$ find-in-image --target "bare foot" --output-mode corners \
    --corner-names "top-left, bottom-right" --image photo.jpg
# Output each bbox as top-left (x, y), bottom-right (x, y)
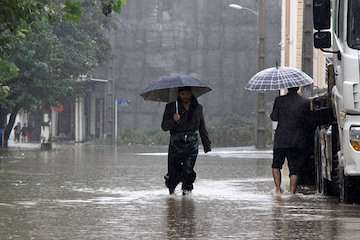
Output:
top-left (274, 188), bottom-right (283, 195)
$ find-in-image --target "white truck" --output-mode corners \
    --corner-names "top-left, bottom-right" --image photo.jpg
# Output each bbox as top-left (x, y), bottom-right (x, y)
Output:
top-left (312, 0), bottom-right (360, 203)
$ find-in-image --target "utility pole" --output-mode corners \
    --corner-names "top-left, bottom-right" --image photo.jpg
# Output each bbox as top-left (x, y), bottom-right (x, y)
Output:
top-left (256, 0), bottom-right (266, 149)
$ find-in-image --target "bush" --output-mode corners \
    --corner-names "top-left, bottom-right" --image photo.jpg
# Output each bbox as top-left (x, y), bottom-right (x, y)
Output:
top-left (207, 114), bottom-right (255, 146)
top-left (208, 126), bottom-right (254, 147)
top-left (116, 114), bottom-right (273, 147)
top-left (117, 129), bottom-right (169, 145)
top-left (207, 113), bottom-right (272, 147)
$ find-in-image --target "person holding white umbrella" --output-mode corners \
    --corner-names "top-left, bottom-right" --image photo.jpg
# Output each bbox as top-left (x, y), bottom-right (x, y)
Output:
top-left (270, 87), bottom-right (311, 194)
top-left (246, 66), bottom-right (313, 194)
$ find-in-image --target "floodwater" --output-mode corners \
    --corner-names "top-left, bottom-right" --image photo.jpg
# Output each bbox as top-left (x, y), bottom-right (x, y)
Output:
top-left (0, 144), bottom-right (360, 240)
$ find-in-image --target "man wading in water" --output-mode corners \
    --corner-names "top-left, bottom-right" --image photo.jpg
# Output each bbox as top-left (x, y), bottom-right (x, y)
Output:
top-left (270, 87), bottom-right (310, 194)
top-left (161, 86), bottom-right (211, 195)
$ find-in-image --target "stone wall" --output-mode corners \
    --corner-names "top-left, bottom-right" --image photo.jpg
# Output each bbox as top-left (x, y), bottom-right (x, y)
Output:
top-left (101, 0), bottom-right (282, 132)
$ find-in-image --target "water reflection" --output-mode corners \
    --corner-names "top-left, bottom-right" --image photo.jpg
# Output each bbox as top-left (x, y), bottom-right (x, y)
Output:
top-left (166, 197), bottom-right (196, 239)
top-left (271, 197), bottom-right (302, 240)
top-left (271, 195), bottom-right (340, 240)
top-left (0, 145), bottom-right (360, 239)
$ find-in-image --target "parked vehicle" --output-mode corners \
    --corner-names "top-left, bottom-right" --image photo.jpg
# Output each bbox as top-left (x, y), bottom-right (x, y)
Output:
top-left (312, 0), bottom-right (360, 203)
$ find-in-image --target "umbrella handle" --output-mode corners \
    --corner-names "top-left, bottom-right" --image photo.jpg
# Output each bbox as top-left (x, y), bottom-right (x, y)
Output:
top-left (176, 100), bottom-right (179, 114)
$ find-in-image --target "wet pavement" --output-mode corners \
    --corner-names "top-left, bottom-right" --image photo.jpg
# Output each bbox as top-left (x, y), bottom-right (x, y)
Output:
top-left (0, 144), bottom-right (360, 240)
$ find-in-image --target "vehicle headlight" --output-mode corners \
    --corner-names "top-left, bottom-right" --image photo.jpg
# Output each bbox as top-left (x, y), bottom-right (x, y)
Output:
top-left (350, 126), bottom-right (360, 151)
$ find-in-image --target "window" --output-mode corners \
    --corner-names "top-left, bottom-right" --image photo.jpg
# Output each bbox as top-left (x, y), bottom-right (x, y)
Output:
top-left (334, 0), bottom-right (339, 36)
top-left (338, 0), bottom-right (345, 39)
top-left (347, 0), bottom-right (360, 49)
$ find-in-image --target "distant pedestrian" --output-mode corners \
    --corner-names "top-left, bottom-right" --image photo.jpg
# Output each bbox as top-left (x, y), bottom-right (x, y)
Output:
top-left (20, 124), bottom-right (28, 143)
top-left (0, 127), bottom-right (3, 147)
top-left (14, 122), bottom-right (21, 143)
top-left (270, 87), bottom-right (310, 194)
top-left (162, 86), bottom-right (211, 195)
top-left (27, 124), bottom-right (33, 142)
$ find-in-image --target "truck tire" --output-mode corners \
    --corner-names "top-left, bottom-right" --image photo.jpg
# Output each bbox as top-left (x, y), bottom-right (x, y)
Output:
top-left (339, 166), bottom-right (350, 203)
top-left (315, 127), bottom-right (330, 195)
top-left (315, 128), bottom-right (322, 193)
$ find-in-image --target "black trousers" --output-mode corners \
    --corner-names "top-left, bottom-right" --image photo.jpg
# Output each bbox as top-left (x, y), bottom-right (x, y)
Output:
top-left (165, 132), bottom-right (199, 191)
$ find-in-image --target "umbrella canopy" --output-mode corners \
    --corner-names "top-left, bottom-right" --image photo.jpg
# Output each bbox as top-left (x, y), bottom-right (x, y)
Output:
top-left (245, 67), bottom-right (313, 91)
top-left (140, 75), bottom-right (212, 102)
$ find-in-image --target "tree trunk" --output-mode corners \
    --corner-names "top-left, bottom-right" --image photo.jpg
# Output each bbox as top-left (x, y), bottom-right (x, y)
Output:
top-left (0, 106), bottom-right (7, 148)
top-left (2, 108), bottom-right (19, 148)
top-left (0, 107), bottom-right (7, 128)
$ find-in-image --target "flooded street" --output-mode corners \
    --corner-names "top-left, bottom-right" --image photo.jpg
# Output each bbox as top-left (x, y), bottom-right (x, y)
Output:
top-left (0, 144), bottom-right (360, 240)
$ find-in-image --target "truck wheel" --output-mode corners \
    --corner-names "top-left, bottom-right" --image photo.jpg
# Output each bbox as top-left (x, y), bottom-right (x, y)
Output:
top-left (315, 128), bottom-right (329, 194)
top-left (314, 128), bottom-right (322, 193)
top-left (339, 166), bottom-right (350, 203)
top-left (322, 177), bottom-right (330, 195)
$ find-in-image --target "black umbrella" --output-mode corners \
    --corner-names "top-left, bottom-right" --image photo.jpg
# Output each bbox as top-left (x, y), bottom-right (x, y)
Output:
top-left (140, 75), bottom-right (212, 103)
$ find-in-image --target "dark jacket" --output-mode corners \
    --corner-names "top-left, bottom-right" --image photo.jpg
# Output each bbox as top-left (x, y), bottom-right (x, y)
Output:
top-left (161, 100), bottom-right (211, 152)
top-left (270, 92), bottom-right (310, 149)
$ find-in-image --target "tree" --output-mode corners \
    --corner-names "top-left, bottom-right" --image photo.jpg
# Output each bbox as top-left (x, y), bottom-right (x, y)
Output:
top-left (0, 0), bottom-right (126, 82)
top-left (0, 0), bottom-right (126, 147)
top-left (0, 1), bottom-right (76, 82)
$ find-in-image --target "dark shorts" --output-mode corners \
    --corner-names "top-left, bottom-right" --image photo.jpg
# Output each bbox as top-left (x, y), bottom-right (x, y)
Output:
top-left (272, 148), bottom-right (305, 176)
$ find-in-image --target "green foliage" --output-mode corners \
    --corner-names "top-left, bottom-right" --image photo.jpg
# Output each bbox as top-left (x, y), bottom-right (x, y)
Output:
top-left (0, 1), bottom-right (80, 52)
top-left (116, 125), bottom-right (255, 147)
top-left (0, 0), bottom-right (127, 146)
top-left (113, 0), bottom-right (127, 12)
top-left (0, 1), bottom-right (68, 84)
top-left (1, 0), bottom-right (115, 112)
top-left (0, 86), bottom-right (10, 103)
top-left (0, 0), bottom-right (126, 83)
top-left (0, 59), bottom-right (19, 82)
top-left (208, 114), bottom-right (256, 147)
top-left (117, 129), bottom-right (170, 146)
top-left (101, 0), bottom-right (127, 15)
top-left (4, 21), bottom-right (66, 109)
top-left (115, 114), bottom-right (273, 147)
top-left (115, 114), bottom-right (272, 147)
top-left (64, 0), bottom-right (82, 22)
top-left (208, 114), bottom-right (273, 147)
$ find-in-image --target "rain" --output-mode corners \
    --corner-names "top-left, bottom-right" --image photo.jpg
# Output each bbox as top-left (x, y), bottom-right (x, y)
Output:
top-left (1, 0), bottom-right (360, 239)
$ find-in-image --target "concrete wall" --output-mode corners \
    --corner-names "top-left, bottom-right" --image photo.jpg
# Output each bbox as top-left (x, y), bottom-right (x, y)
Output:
top-left (103, 0), bottom-right (282, 132)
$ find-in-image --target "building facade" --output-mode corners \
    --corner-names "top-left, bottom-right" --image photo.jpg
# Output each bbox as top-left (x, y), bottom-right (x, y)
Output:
top-left (50, 77), bottom-right (109, 142)
top-left (281, 0), bottom-right (327, 91)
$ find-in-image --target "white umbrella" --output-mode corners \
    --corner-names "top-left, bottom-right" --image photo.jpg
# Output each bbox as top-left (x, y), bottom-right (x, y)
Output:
top-left (246, 67), bottom-right (313, 91)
